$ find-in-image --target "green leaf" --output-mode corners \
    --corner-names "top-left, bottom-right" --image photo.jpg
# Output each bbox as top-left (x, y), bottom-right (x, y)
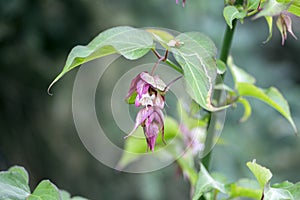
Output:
top-left (176, 157), bottom-right (198, 186)
top-left (60, 190), bottom-right (89, 200)
top-left (49, 26), bottom-right (154, 93)
top-left (288, 0), bottom-right (300, 17)
top-left (216, 59), bottom-right (226, 75)
top-left (237, 97), bottom-right (252, 123)
top-left (263, 16), bottom-right (274, 43)
top-left (60, 190), bottom-right (71, 199)
top-left (171, 32), bottom-right (229, 111)
top-left (264, 183), bottom-right (294, 200)
top-left (228, 56), bottom-right (297, 132)
top-left (27, 180), bottom-right (60, 200)
top-left (273, 181), bottom-right (300, 199)
top-left (72, 197), bottom-right (89, 200)
top-left (248, 0), bottom-right (261, 11)
top-left (286, 182), bottom-right (300, 199)
top-left (177, 100), bottom-right (208, 129)
top-left (116, 117), bottom-right (180, 170)
top-left (228, 178), bottom-right (262, 199)
top-left (126, 91), bottom-right (137, 104)
top-left (192, 163), bottom-right (226, 200)
top-left (189, 100), bottom-right (202, 116)
top-left (214, 83), bottom-right (235, 93)
top-left (0, 166), bottom-right (31, 200)
top-left (272, 180), bottom-right (294, 188)
top-left (146, 28), bottom-right (175, 49)
top-left (254, 0), bottom-right (290, 18)
top-left (246, 160), bottom-right (272, 189)
top-left (227, 56), bottom-right (256, 85)
top-left (223, 6), bottom-right (247, 29)
top-left (237, 83), bottom-right (297, 133)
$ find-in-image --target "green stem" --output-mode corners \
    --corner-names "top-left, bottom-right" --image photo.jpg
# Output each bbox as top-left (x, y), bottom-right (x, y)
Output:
top-left (165, 59), bottom-right (183, 74)
top-left (202, 19), bottom-right (237, 170)
top-left (220, 19), bottom-right (237, 64)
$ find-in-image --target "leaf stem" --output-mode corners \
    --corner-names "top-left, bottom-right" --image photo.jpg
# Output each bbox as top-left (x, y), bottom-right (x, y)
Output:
top-left (165, 59), bottom-right (183, 74)
top-left (151, 48), bottom-right (183, 74)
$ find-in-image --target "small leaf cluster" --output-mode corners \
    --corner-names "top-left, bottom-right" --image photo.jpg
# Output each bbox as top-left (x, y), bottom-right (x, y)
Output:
top-left (0, 166), bottom-right (88, 200)
top-left (192, 160), bottom-right (300, 199)
top-left (224, 0), bottom-right (300, 44)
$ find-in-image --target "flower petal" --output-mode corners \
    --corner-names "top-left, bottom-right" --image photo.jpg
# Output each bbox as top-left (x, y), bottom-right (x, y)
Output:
top-left (144, 123), bottom-right (159, 152)
top-left (124, 107), bottom-right (153, 139)
top-left (276, 13), bottom-right (298, 45)
top-left (153, 93), bottom-right (165, 109)
top-left (283, 14), bottom-right (298, 40)
top-left (125, 73), bottom-right (142, 100)
top-left (140, 72), bottom-right (166, 91)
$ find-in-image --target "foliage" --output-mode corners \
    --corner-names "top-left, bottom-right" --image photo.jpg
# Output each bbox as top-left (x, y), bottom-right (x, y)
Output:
top-left (2, 0), bottom-right (296, 199)
top-left (45, 0), bottom-right (299, 199)
top-left (190, 160), bottom-right (300, 199)
top-left (0, 166), bottom-right (88, 200)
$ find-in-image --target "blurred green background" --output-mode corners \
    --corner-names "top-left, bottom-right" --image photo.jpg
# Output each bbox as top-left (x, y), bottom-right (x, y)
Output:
top-left (0, 0), bottom-right (299, 199)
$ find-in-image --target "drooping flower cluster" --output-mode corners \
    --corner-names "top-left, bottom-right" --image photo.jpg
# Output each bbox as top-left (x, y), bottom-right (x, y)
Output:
top-left (125, 72), bottom-right (167, 151)
top-left (276, 12), bottom-right (298, 45)
top-left (179, 124), bottom-right (205, 156)
top-left (176, 0), bottom-right (186, 7)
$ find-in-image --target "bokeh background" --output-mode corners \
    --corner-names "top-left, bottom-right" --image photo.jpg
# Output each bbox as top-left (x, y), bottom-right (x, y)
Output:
top-left (1, 0), bottom-right (300, 199)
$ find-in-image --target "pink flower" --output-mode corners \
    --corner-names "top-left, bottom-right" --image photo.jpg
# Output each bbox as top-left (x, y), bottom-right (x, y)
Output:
top-left (125, 72), bottom-right (167, 107)
top-left (143, 107), bottom-right (165, 151)
top-left (276, 13), bottom-right (298, 45)
top-left (176, 0), bottom-right (186, 7)
top-left (125, 106), bottom-right (165, 151)
top-left (125, 72), bottom-right (167, 151)
top-left (180, 124), bottom-right (205, 156)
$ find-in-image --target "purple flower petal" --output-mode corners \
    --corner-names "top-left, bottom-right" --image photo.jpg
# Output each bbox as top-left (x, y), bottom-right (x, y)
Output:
top-left (144, 123), bottom-right (159, 152)
top-left (176, 0), bottom-right (186, 7)
top-left (153, 93), bottom-right (165, 109)
top-left (180, 124), bottom-right (205, 155)
top-left (277, 13), bottom-right (298, 45)
top-left (125, 73), bottom-right (142, 100)
top-left (124, 107), bottom-right (153, 139)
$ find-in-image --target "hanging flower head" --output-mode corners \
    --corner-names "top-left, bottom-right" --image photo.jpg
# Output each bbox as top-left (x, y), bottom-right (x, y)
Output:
top-left (176, 0), bottom-right (186, 7)
top-left (125, 72), bottom-right (167, 151)
top-left (125, 72), bottom-right (167, 107)
top-left (276, 12), bottom-right (298, 45)
top-left (179, 124), bottom-right (205, 156)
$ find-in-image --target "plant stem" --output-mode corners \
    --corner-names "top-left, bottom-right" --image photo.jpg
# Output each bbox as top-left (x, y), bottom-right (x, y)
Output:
top-left (202, 19), bottom-right (237, 170)
top-left (220, 19), bottom-right (237, 65)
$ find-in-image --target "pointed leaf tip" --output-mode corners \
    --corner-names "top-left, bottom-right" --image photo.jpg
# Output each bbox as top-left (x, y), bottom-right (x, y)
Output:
top-left (49, 26), bottom-right (154, 92)
top-left (47, 82), bottom-right (55, 96)
top-left (247, 160), bottom-right (272, 189)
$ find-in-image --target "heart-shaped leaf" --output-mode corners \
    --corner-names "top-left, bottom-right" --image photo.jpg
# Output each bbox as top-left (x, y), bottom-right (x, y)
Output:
top-left (0, 166), bottom-right (30, 200)
top-left (28, 180), bottom-right (60, 200)
top-left (223, 6), bottom-right (247, 29)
